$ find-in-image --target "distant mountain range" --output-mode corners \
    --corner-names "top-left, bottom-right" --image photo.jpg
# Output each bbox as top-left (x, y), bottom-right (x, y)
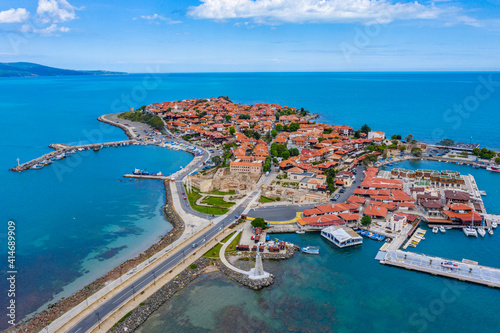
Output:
top-left (0, 62), bottom-right (127, 77)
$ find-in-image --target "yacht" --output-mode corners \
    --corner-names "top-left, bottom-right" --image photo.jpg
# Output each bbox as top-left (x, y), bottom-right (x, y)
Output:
top-left (295, 230), bottom-right (306, 234)
top-left (30, 164), bottom-right (44, 170)
top-left (432, 227), bottom-right (438, 233)
top-left (492, 222), bottom-right (498, 229)
top-left (486, 165), bottom-right (500, 172)
top-left (463, 227), bottom-right (478, 237)
top-left (488, 228), bottom-right (494, 235)
top-left (301, 246), bottom-right (319, 254)
top-left (439, 225), bottom-right (446, 233)
top-left (477, 228), bottom-right (486, 237)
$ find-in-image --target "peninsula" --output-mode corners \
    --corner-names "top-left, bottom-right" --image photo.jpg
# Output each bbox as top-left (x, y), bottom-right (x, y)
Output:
top-left (11, 97), bottom-right (500, 333)
top-left (0, 62), bottom-right (127, 77)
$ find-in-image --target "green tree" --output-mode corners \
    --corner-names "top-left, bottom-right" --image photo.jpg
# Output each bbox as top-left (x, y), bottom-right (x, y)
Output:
top-left (229, 126), bottom-right (236, 135)
top-left (239, 114), bottom-right (251, 120)
top-left (391, 134), bottom-right (402, 140)
top-left (211, 156), bottom-right (221, 165)
top-left (251, 218), bottom-right (267, 228)
top-left (361, 215), bottom-right (372, 226)
top-left (360, 124), bottom-right (371, 134)
top-left (399, 145), bottom-right (407, 152)
top-left (289, 148), bottom-right (300, 156)
top-left (225, 115), bottom-right (232, 122)
top-left (495, 157), bottom-right (500, 164)
top-left (275, 124), bottom-right (283, 132)
top-left (288, 122), bottom-right (300, 132)
top-left (271, 129), bottom-right (278, 137)
top-left (244, 129), bottom-right (253, 137)
top-left (253, 131), bottom-right (261, 140)
top-left (281, 150), bottom-right (290, 160)
top-left (437, 138), bottom-right (454, 146)
top-left (405, 134), bottom-right (414, 143)
top-left (354, 130), bottom-right (361, 138)
top-left (411, 147), bottom-right (422, 157)
top-left (362, 154), bottom-right (378, 166)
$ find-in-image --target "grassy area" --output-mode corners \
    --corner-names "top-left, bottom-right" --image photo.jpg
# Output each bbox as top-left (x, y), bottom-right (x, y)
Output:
top-left (208, 189), bottom-right (236, 195)
top-left (185, 186), bottom-right (229, 215)
top-left (203, 231), bottom-right (237, 258)
top-left (259, 195), bottom-right (276, 203)
top-left (202, 196), bottom-right (235, 208)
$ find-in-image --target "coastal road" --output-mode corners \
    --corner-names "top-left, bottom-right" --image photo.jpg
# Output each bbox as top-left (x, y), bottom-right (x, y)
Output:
top-left (65, 190), bottom-right (258, 333)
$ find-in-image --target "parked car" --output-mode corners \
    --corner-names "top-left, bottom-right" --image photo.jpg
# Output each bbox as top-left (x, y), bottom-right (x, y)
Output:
top-left (339, 188), bottom-right (346, 193)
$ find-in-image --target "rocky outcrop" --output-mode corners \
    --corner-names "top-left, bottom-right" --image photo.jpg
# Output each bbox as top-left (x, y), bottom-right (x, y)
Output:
top-left (109, 258), bottom-right (212, 333)
top-left (215, 261), bottom-right (274, 290)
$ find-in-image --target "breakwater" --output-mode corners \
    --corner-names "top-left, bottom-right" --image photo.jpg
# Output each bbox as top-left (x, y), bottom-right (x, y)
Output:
top-left (9, 140), bottom-right (134, 172)
top-left (98, 114), bottom-right (137, 140)
top-left (108, 258), bottom-right (212, 333)
top-left (9, 180), bottom-right (185, 333)
top-left (215, 260), bottom-right (274, 290)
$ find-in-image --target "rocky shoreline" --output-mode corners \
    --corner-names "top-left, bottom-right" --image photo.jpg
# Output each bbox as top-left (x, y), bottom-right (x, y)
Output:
top-left (9, 181), bottom-right (184, 333)
top-left (215, 260), bottom-right (275, 290)
top-left (109, 257), bottom-right (213, 333)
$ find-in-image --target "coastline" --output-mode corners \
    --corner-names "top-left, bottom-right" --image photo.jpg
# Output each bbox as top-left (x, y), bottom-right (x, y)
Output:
top-left (8, 119), bottom-right (190, 332)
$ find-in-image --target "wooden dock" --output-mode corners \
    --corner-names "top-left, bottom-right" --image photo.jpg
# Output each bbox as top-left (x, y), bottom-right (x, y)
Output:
top-left (381, 250), bottom-right (500, 289)
top-left (10, 140), bottom-right (134, 172)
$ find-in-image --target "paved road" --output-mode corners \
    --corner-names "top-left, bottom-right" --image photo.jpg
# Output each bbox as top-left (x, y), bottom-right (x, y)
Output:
top-left (66, 191), bottom-right (257, 333)
top-left (249, 164), bottom-right (365, 221)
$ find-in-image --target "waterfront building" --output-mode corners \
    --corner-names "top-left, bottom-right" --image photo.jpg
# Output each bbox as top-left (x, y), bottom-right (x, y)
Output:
top-left (321, 225), bottom-right (362, 248)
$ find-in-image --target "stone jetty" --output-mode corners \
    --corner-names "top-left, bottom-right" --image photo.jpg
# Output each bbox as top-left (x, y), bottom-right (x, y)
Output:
top-left (10, 140), bottom-right (134, 172)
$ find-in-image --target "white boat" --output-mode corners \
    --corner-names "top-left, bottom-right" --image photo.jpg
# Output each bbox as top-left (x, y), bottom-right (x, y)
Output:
top-left (439, 225), bottom-right (446, 233)
top-left (492, 222), bottom-right (498, 229)
top-left (295, 230), bottom-right (306, 234)
top-left (301, 246), bottom-right (319, 254)
top-left (477, 228), bottom-right (486, 237)
top-left (30, 164), bottom-right (44, 170)
top-left (463, 227), bottom-right (478, 237)
top-left (432, 227), bottom-right (438, 233)
top-left (486, 165), bottom-right (500, 172)
top-left (488, 228), bottom-right (494, 235)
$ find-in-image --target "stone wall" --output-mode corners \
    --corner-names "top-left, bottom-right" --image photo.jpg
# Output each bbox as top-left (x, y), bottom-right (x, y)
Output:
top-left (109, 258), bottom-right (212, 333)
top-left (215, 261), bottom-right (274, 290)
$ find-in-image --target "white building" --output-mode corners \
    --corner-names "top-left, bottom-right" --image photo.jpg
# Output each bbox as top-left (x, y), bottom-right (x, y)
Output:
top-left (321, 226), bottom-right (363, 248)
top-left (368, 131), bottom-right (386, 140)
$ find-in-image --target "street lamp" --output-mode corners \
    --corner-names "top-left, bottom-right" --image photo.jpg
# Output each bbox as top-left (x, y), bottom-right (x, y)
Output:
top-left (95, 312), bottom-right (101, 329)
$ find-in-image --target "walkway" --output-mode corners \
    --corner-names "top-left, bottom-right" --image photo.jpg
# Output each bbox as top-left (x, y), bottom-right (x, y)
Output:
top-left (381, 250), bottom-right (500, 288)
top-left (219, 230), bottom-right (249, 275)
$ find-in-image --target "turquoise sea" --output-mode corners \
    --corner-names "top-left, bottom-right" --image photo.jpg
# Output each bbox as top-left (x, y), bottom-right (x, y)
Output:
top-left (0, 73), bottom-right (499, 330)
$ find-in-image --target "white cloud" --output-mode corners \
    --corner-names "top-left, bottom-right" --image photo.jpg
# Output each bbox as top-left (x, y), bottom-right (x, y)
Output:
top-left (37, 0), bottom-right (78, 23)
top-left (33, 23), bottom-right (70, 35)
top-left (0, 8), bottom-right (30, 23)
top-left (137, 13), bottom-right (182, 24)
top-left (188, 0), bottom-right (473, 25)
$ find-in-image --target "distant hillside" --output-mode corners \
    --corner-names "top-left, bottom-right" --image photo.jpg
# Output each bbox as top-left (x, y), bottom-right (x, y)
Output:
top-left (0, 62), bottom-right (127, 77)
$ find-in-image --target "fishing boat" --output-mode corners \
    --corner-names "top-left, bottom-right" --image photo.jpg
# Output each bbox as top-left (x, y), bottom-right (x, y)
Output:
top-left (432, 226), bottom-right (438, 233)
top-left (152, 171), bottom-right (163, 176)
top-left (488, 228), bottom-right (494, 235)
top-left (477, 228), bottom-right (486, 237)
top-left (53, 154), bottom-right (64, 160)
top-left (463, 227), bottom-right (478, 237)
top-left (486, 164), bottom-right (500, 172)
top-left (295, 230), bottom-right (306, 234)
top-left (472, 163), bottom-right (480, 169)
top-left (439, 225), bottom-right (446, 233)
top-left (133, 168), bottom-right (149, 175)
top-left (301, 246), bottom-right (319, 254)
top-left (42, 160), bottom-right (53, 165)
top-left (492, 222), bottom-right (498, 229)
top-left (30, 164), bottom-right (44, 170)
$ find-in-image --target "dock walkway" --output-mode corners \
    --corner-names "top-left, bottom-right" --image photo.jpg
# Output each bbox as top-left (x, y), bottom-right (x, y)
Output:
top-left (10, 140), bottom-right (134, 172)
top-left (381, 250), bottom-right (500, 288)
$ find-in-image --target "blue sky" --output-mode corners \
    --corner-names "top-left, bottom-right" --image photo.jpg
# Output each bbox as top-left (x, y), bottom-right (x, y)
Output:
top-left (0, 0), bottom-right (500, 72)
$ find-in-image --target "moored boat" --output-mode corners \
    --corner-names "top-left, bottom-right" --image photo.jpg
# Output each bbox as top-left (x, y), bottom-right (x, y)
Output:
top-left (432, 227), bottom-right (438, 233)
top-left (463, 227), bottom-right (478, 237)
top-left (439, 225), bottom-right (446, 233)
top-left (30, 164), bottom-right (44, 170)
top-left (295, 230), bottom-right (306, 234)
top-left (486, 164), bottom-right (500, 172)
top-left (488, 228), bottom-right (494, 235)
top-left (301, 246), bottom-right (319, 254)
top-left (133, 168), bottom-right (149, 175)
top-left (477, 228), bottom-right (486, 237)
top-left (492, 222), bottom-right (498, 229)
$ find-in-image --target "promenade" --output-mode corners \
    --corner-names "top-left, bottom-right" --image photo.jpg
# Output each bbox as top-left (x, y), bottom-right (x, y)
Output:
top-left (381, 250), bottom-right (500, 289)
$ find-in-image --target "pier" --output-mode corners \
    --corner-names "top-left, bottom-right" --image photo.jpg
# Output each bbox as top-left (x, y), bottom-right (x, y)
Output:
top-left (381, 250), bottom-right (500, 289)
top-left (10, 140), bottom-right (134, 172)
